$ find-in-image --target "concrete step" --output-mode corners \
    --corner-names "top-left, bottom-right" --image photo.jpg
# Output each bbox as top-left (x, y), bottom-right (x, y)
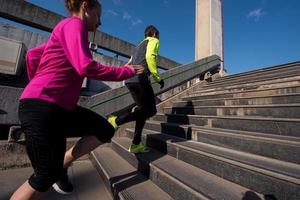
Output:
top-left (173, 93), bottom-right (300, 107)
top-left (203, 72), bottom-right (300, 91)
top-left (122, 131), bottom-right (300, 200)
top-left (0, 159), bottom-right (112, 200)
top-left (111, 137), bottom-right (265, 200)
top-left (192, 126), bottom-right (300, 164)
top-left (195, 76), bottom-right (300, 96)
top-left (163, 104), bottom-right (300, 119)
top-left (90, 146), bottom-right (173, 200)
top-left (143, 120), bottom-right (300, 143)
top-left (202, 63), bottom-right (300, 88)
top-left (184, 85), bottom-right (300, 101)
top-left (210, 61), bottom-right (300, 84)
top-left (126, 125), bottom-right (300, 164)
top-left (151, 113), bottom-right (300, 138)
top-left (127, 122), bottom-right (300, 164)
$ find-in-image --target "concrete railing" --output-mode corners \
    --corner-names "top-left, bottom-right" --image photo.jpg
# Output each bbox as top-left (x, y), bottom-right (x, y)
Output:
top-left (86, 55), bottom-right (221, 116)
top-left (0, 0), bottom-right (180, 70)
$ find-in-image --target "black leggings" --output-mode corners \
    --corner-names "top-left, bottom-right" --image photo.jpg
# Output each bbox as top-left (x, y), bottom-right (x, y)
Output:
top-left (116, 82), bottom-right (157, 145)
top-left (19, 98), bottom-right (114, 192)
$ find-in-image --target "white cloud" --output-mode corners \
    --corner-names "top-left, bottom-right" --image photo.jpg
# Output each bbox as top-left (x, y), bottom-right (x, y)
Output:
top-left (163, 0), bottom-right (169, 4)
top-left (131, 19), bottom-right (143, 26)
top-left (123, 12), bottom-right (132, 20)
top-left (247, 8), bottom-right (265, 21)
top-left (107, 10), bottom-right (118, 16)
top-left (122, 11), bottom-right (143, 27)
top-left (112, 0), bottom-right (123, 5)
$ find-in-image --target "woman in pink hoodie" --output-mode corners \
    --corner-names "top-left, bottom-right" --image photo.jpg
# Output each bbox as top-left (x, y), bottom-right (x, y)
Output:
top-left (11, 0), bottom-right (143, 199)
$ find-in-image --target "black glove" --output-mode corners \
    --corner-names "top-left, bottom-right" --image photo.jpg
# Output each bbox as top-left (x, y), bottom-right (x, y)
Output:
top-left (158, 80), bottom-right (164, 89)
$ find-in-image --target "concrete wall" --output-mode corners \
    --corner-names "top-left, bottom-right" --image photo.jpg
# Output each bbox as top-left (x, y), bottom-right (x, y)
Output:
top-left (0, 23), bottom-right (48, 50)
top-left (0, 86), bottom-right (22, 125)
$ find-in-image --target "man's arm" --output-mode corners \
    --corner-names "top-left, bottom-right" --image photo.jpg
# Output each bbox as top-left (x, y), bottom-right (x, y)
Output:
top-left (146, 38), bottom-right (161, 82)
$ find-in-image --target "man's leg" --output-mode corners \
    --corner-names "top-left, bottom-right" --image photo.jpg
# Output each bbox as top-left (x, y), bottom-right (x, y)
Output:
top-left (131, 101), bottom-right (156, 146)
top-left (132, 117), bottom-right (147, 145)
top-left (128, 82), bottom-right (157, 152)
top-left (114, 83), bottom-right (145, 126)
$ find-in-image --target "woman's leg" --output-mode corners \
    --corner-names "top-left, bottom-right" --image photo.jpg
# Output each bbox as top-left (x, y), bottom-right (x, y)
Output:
top-left (64, 106), bottom-right (115, 167)
top-left (10, 181), bottom-right (43, 200)
top-left (64, 135), bottom-right (102, 167)
top-left (11, 99), bottom-right (67, 199)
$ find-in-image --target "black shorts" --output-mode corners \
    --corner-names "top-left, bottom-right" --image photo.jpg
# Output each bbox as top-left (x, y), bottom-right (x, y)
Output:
top-left (18, 98), bottom-right (114, 192)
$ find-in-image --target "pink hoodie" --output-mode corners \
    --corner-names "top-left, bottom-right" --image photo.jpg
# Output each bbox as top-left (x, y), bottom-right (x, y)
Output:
top-left (21, 17), bottom-right (134, 110)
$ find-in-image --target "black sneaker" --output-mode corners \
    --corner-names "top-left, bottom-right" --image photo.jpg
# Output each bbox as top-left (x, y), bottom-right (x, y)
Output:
top-left (52, 168), bottom-right (73, 194)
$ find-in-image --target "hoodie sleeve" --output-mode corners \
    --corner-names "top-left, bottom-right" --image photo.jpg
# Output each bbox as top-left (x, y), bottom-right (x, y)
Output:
top-left (59, 18), bottom-right (134, 81)
top-left (26, 43), bottom-right (46, 80)
top-left (146, 38), bottom-right (161, 82)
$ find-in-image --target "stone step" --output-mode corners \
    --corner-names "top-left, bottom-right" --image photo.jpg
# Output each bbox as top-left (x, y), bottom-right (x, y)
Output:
top-left (90, 146), bottom-right (173, 200)
top-left (163, 104), bottom-right (300, 119)
top-left (211, 61), bottom-right (300, 84)
top-left (150, 113), bottom-right (300, 137)
top-left (204, 72), bottom-right (300, 92)
top-left (173, 93), bottom-right (300, 107)
top-left (143, 120), bottom-right (300, 143)
top-left (111, 137), bottom-right (264, 200)
top-left (126, 125), bottom-right (300, 164)
top-left (184, 85), bottom-right (300, 101)
top-left (122, 131), bottom-right (300, 200)
top-left (196, 76), bottom-right (300, 95)
top-left (203, 63), bottom-right (300, 88)
top-left (192, 126), bottom-right (300, 164)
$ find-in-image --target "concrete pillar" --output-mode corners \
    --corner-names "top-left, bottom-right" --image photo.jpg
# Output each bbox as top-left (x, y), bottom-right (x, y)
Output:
top-left (195, 0), bottom-right (226, 76)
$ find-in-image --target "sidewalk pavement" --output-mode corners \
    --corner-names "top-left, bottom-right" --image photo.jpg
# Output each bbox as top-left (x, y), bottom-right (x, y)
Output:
top-left (0, 158), bottom-right (112, 200)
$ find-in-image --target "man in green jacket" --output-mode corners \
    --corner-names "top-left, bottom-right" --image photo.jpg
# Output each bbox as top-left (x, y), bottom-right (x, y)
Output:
top-left (108, 25), bottom-right (164, 153)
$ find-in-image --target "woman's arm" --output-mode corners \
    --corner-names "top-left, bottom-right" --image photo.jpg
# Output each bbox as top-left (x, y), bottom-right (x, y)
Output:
top-left (60, 19), bottom-right (140, 81)
top-left (26, 43), bottom-right (46, 80)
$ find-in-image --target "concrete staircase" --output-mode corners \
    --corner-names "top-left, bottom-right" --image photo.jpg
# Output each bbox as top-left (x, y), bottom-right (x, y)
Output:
top-left (91, 61), bottom-right (300, 200)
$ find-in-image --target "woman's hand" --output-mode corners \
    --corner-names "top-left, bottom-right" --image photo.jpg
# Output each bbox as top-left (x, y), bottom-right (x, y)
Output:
top-left (126, 65), bottom-right (144, 75)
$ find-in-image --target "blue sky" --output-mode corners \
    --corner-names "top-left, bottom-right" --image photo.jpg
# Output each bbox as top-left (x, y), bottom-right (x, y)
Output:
top-left (2, 0), bottom-right (300, 74)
